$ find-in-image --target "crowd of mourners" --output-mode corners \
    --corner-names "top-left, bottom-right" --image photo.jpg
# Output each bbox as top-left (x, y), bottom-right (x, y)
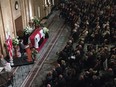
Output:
top-left (42, 0), bottom-right (116, 87)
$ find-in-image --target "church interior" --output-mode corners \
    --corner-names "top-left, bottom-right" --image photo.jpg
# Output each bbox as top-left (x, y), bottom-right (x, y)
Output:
top-left (0, 0), bottom-right (116, 87)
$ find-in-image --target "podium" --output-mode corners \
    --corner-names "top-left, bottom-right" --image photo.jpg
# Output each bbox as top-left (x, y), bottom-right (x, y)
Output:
top-left (25, 45), bottom-right (33, 62)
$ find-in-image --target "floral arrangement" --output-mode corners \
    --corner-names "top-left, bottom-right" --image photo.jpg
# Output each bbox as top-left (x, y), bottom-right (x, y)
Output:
top-left (43, 27), bottom-right (49, 34)
top-left (32, 16), bottom-right (40, 26)
top-left (12, 38), bottom-right (19, 46)
top-left (31, 47), bottom-right (38, 59)
top-left (23, 26), bottom-right (33, 35)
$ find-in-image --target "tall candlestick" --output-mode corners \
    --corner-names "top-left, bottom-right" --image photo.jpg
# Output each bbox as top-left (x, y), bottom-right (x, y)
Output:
top-left (52, 0), bottom-right (54, 5)
top-left (45, 0), bottom-right (48, 7)
top-left (38, 6), bottom-right (40, 18)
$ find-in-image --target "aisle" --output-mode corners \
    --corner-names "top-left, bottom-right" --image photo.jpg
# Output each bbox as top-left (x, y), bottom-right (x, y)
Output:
top-left (22, 10), bottom-right (70, 87)
top-left (31, 17), bottom-right (70, 87)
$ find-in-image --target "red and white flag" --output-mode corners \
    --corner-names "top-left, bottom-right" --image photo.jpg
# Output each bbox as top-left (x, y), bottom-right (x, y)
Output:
top-left (6, 33), bottom-right (13, 59)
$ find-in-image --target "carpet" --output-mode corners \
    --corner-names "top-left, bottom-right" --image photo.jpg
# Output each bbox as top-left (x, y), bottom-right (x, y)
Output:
top-left (5, 55), bottom-right (34, 67)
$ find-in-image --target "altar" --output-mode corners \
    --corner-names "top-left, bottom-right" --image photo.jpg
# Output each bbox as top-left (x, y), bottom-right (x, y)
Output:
top-left (5, 27), bottom-right (49, 67)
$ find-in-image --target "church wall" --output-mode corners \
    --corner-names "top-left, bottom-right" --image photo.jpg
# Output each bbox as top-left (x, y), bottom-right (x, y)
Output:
top-left (0, 0), bottom-right (14, 38)
top-left (0, 5), bottom-right (6, 56)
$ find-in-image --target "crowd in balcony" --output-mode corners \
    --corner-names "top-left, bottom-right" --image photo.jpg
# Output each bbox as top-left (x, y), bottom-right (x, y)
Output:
top-left (42, 0), bottom-right (116, 87)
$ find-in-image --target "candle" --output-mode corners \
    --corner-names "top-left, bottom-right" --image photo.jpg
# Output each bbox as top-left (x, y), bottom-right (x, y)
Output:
top-left (48, 0), bottom-right (51, 5)
top-left (45, 0), bottom-right (48, 7)
top-left (52, 0), bottom-right (54, 5)
top-left (38, 6), bottom-right (40, 18)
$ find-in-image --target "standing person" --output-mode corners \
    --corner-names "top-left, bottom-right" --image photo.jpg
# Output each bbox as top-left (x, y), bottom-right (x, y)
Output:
top-left (19, 39), bottom-right (25, 57)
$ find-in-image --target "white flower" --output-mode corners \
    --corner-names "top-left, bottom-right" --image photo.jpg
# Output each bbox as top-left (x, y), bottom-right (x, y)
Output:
top-left (12, 38), bottom-right (19, 46)
top-left (43, 27), bottom-right (49, 33)
top-left (23, 26), bottom-right (32, 35)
